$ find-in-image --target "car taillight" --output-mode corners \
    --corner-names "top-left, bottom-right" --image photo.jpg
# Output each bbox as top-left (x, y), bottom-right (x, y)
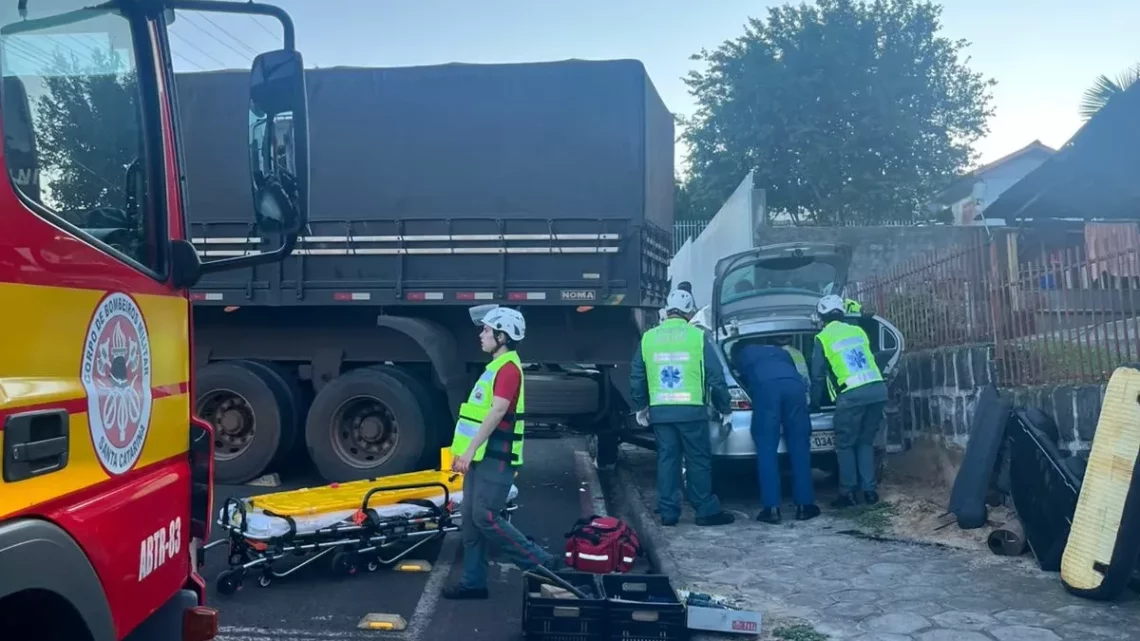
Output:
top-left (729, 386), bottom-right (752, 410)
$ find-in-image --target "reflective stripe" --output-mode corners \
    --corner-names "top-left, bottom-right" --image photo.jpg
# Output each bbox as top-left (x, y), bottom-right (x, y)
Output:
top-left (651, 351), bottom-right (692, 362)
top-left (833, 337), bottom-right (865, 350)
top-left (654, 392), bottom-right (693, 403)
top-left (846, 371), bottom-right (880, 387)
top-left (565, 552), bottom-right (610, 561)
top-left (454, 418), bottom-right (480, 438)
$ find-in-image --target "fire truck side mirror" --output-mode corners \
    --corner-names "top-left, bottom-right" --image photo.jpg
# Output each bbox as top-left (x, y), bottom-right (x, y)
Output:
top-left (248, 49), bottom-right (308, 238)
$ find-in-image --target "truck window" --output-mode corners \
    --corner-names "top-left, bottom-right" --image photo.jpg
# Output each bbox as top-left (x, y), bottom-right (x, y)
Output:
top-left (0, 4), bottom-right (163, 276)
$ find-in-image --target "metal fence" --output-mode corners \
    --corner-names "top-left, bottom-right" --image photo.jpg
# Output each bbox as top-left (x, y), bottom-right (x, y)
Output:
top-left (674, 220), bottom-right (707, 253)
top-left (852, 231), bottom-right (1140, 387)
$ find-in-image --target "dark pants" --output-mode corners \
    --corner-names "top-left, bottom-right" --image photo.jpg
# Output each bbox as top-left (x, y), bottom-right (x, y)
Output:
top-left (750, 377), bottom-right (815, 508)
top-left (457, 460), bottom-right (554, 589)
top-left (832, 386), bottom-right (887, 493)
top-left (654, 420), bottom-right (722, 520)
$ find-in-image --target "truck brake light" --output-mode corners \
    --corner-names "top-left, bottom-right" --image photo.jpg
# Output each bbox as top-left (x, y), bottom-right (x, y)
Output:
top-left (729, 386), bottom-right (752, 411)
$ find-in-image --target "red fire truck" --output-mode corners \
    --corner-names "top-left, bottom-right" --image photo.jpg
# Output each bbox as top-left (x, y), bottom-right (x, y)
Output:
top-left (0, 1), bottom-right (308, 640)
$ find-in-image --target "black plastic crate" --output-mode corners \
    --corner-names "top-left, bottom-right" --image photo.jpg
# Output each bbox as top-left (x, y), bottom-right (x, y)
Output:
top-left (601, 574), bottom-right (687, 641)
top-left (523, 571), bottom-right (608, 641)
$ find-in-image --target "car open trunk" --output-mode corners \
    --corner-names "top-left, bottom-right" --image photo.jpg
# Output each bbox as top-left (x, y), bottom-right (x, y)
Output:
top-left (720, 318), bottom-right (904, 409)
top-left (706, 241), bottom-right (905, 399)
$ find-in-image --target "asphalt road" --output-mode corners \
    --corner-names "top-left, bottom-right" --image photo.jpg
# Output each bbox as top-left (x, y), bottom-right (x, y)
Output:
top-left (206, 435), bottom-right (601, 641)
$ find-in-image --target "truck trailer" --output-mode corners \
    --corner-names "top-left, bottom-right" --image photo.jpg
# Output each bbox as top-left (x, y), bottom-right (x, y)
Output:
top-left (177, 59), bottom-right (675, 483)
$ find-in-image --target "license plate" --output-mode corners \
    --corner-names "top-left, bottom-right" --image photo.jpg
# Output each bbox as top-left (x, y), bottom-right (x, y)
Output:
top-left (810, 431), bottom-right (835, 451)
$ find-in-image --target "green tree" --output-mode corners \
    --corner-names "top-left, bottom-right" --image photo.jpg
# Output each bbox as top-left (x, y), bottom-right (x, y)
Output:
top-left (1078, 63), bottom-right (1139, 121)
top-left (680, 0), bottom-right (995, 225)
top-left (33, 45), bottom-right (137, 219)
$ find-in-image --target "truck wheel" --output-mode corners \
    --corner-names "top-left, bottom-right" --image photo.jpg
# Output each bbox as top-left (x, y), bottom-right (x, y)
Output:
top-left (196, 361), bottom-right (283, 485)
top-left (526, 373), bottom-right (599, 416)
top-left (234, 360), bottom-right (304, 471)
top-left (305, 367), bottom-right (427, 482)
top-left (368, 365), bottom-right (445, 468)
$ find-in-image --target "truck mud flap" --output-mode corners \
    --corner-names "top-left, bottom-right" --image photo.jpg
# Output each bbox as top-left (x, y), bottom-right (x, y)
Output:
top-left (1061, 364), bottom-right (1140, 601)
top-left (374, 316), bottom-right (467, 422)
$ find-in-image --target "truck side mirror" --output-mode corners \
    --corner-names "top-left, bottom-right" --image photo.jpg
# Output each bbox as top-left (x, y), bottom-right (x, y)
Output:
top-left (248, 49), bottom-right (308, 238)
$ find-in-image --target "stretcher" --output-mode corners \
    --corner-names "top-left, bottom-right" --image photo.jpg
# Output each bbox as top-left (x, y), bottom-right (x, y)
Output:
top-left (1061, 364), bottom-right (1140, 601)
top-left (207, 449), bottom-right (519, 595)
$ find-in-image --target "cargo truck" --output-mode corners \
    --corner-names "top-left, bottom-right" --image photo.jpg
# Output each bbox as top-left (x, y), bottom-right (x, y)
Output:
top-left (178, 60), bottom-right (674, 483)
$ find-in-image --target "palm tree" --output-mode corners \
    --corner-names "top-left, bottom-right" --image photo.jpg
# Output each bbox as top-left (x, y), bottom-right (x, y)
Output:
top-left (1079, 63), bottom-right (1140, 121)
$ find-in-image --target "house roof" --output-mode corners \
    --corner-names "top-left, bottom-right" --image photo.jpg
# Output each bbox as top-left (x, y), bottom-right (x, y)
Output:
top-left (930, 140), bottom-right (1057, 206)
top-left (985, 82), bottom-right (1140, 221)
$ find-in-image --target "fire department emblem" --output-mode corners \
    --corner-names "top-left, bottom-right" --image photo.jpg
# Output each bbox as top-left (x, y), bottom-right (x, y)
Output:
top-left (81, 292), bottom-right (153, 475)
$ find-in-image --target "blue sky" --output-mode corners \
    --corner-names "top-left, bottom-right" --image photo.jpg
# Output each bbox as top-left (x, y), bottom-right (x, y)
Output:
top-left (168, 0), bottom-right (1139, 170)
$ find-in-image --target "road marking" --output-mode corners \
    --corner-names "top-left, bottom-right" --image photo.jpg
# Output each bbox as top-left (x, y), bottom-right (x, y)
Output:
top-left (216, 536), bottom-right (457, 641)
top-left (217, 626), bottom-right (379, 640)
top-left (401, 531), bottom-right (458, 641)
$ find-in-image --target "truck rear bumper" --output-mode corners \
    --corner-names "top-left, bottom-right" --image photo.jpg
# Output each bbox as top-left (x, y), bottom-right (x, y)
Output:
top-left (123, 589), bottom-right (217, 641)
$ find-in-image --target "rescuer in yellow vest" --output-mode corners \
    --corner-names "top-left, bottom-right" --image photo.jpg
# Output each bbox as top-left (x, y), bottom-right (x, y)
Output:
top-left (631, 289), bottom-right (735, 527)
top-left (441, 305), bottom-right (559, 600)
top-left (809, 295), bottom-right (889, 508)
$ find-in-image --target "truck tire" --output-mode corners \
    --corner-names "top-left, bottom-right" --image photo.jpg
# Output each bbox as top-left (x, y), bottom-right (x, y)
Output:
top-left (525, 373), bottom-right (599, 416)
top-left (195, 361), bottom-right (284, 485)
top-left (367, 365), bottom-right (446, 467)
top-left (305, 367), bottom-right (428, 482)
top-left (238, 360), bottom-right (308, 468)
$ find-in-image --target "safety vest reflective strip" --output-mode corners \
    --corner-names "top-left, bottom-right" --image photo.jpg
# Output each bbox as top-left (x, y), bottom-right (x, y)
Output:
top-left (641, 318), bottom-right (705, 406)
top-left (817, 321), bottom-right (882, 400)
top-left (450, 350), bottom-right (526, 465)
top-left (783, 345), bottom-right (809, 380)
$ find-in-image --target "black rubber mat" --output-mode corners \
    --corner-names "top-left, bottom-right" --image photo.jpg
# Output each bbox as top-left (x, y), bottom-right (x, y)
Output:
top-left (1007, 409), bottom-right (1082, 572)
top-left (948, 385), bottom-right (1011, 529)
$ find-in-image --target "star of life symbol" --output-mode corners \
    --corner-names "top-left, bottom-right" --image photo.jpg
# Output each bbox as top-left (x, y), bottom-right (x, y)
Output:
top-left (82, 292), bottom-right (153, 475)
top-left (659, 365), bottom-right (683, 389)
top-left (843, 348), bottom-right (868, 372)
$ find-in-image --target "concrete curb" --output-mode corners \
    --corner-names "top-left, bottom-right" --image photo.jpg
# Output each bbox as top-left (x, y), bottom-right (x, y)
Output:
top-left (574, 451), bottom-right (610, 519)
top-left (598, 455), bottom-right (679, 579)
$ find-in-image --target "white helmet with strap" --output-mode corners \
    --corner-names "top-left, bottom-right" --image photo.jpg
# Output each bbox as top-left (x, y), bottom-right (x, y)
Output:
top-left (665, 289), bottom-right (696, 315)
top-left (816, 294), bottom-right (845, 316)
top-left (469, 304), bottom-right (526, 341)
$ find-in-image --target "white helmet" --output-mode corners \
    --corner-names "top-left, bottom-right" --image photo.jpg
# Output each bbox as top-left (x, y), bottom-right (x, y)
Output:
top-left (665, 289), bottom-right (696, 315)
top-left (472, 305), bottom-right (526, 341)
top-left (817, 294), bottom-right (845, 316)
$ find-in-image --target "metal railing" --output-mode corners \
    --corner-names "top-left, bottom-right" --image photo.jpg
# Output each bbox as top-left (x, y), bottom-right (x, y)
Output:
top-left (853, 231), bottom-right (1140, 387)
top-left (673, 220), bottom-right (707, 253)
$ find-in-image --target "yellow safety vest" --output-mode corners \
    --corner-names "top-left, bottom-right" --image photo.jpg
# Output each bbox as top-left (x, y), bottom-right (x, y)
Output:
top-left (816, 321), bottom-right (882, 401)
top-left (450, 351), bottom-right (526, 465)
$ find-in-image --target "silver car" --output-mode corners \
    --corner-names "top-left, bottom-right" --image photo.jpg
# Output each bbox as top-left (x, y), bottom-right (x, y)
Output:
top-left (694, 242), bottom-right (906, 462)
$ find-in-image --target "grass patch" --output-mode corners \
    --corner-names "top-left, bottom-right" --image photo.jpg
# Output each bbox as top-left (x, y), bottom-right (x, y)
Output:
top-left (835, 501), bottom-right (897, 535)
top-left (1004, 339), bottom-right (1120, 386)
top-left (773, 623), bottom-right (828, 641)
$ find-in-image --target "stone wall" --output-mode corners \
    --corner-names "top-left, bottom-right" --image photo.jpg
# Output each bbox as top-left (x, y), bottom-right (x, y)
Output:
top-left (756, 225), bottom-right (986, 283)
top-left (889, 344), bottom-right (1105, 475)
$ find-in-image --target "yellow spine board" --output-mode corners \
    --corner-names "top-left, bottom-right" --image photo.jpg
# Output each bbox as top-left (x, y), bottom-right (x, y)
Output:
top-left (1060, 366), bottom-right (1140, 590)
top-left (251, 449), bottom-right (462, 516)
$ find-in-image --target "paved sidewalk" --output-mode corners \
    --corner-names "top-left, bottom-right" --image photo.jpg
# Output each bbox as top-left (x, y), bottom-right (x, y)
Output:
top-left (617, 446), bottom-right (1140, 641)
